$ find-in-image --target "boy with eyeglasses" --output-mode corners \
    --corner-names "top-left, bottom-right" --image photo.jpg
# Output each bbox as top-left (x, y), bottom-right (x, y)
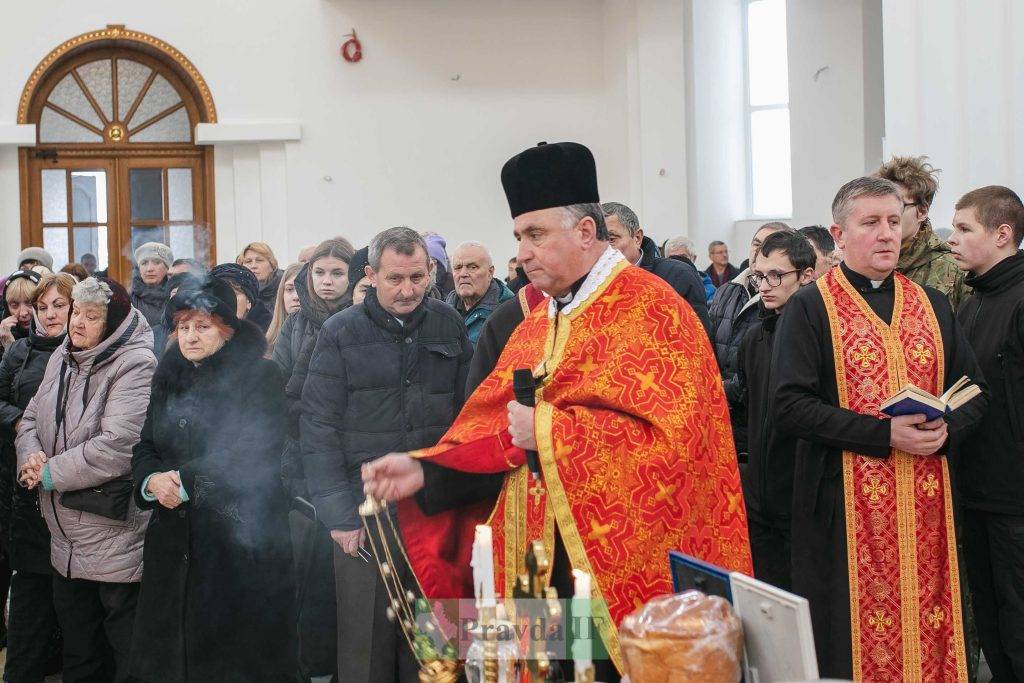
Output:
top-left (734, 230), bottom-right (816, 591)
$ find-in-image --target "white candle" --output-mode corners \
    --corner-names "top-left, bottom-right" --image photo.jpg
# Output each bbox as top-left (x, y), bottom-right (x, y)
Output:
top-left (573, 568), bottom-right (591, 599)
top-left (473, 525), bottom-right (496, 606)
top-left (573, 569), bottom-right (593, 672)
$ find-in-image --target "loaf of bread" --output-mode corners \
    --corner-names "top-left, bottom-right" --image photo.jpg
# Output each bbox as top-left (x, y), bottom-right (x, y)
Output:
top-left (619, 590), bottom-right (743, 683)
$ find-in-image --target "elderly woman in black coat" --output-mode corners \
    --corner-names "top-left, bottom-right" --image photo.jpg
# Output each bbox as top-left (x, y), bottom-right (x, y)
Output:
top-left (129, 279), bottom-right (294, 682)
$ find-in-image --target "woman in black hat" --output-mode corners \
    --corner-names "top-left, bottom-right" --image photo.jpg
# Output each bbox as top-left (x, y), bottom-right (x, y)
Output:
top-left (129, 279), bottom-right (295, 682)
top-left (208, 262), bottom-right (273, 332)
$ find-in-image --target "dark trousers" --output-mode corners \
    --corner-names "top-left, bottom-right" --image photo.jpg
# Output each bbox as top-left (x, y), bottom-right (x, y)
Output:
top-left (749, 514), bottom-right (792, 592)
top-left (6, 571), bottom-right (61, 683)
top-left (290, 510), bottom-right (338, 678)
top-left (963, 509), bottom-right (1024, 683)
top-left (334, 531), bottom-right (419, 683)
top-left (51, 574), bottom-right (139, 683)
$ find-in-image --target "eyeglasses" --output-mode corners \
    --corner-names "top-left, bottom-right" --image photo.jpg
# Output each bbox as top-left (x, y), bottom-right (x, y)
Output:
top-left (748, 269), bottom-right (800, 289)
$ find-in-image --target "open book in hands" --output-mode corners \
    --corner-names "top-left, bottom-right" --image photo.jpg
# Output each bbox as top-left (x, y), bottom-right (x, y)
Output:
top-left (879, 376), bottom-right (981, 421)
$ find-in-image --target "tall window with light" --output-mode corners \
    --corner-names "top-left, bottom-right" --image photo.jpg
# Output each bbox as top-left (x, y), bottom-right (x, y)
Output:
top-left (744, 0), bottom-right (792, 218)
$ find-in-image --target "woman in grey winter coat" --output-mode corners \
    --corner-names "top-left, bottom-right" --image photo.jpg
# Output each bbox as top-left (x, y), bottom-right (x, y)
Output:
top-left (16, 277), bottom-right (156, 683)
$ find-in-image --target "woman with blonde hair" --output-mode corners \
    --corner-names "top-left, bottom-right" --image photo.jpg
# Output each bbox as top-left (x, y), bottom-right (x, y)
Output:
top-left (0, 270), bottom-right (42, 352)
top-left (265, 262), bottom-right (303, 354)
top-left (237, 242), bottom-right (283, 313)
top-left (0, 272), bottom-right (75, 680)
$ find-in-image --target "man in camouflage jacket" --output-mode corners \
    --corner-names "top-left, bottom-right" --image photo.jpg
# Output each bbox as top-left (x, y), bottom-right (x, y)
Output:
top-left (897, 222), bottom-right (970, 309)
top-left (877, 155), bottom-right (970, 309)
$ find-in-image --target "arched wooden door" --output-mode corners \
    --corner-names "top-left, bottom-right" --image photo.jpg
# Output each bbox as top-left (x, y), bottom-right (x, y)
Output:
top-left (18, 27), bottom-right (216, 283)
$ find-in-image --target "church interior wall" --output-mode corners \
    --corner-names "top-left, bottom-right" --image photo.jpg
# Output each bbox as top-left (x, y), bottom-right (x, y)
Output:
top-left (2, 0), bottom-right (1021, 272)
top-left (883, 0), bottom-right (1024, 233)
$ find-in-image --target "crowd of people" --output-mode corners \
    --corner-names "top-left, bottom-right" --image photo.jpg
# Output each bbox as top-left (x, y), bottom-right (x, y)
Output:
top-left (0, 148), bottom-right (1019, 682)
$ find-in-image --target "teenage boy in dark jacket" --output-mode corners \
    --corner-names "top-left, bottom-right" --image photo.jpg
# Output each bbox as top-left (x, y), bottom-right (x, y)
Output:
top-left (735, 230), bottom-right (816, 591)
top-left (301, 227), bottom-right (473, 683)
top-left (947, 185), bottom-right (1024, 682)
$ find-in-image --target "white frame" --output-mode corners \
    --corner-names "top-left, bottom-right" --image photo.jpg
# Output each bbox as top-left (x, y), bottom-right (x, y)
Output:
top-left (730, 572), bottom-right (819, 682)
top-left (742, 0), bottom-right (792, 220)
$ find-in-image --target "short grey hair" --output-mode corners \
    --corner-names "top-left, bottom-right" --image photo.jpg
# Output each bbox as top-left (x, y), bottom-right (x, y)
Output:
top-left (368, 226), bottom-right (429, 270)
top-left (560, 203), bottom-right (609, 241)
top-left (71, 277), bottom-right (112, 308)
top-left (832, 176), bottom-right (902, 227)
top-left (664, 236), bottom-right (695, 257)
top-left (452, 241), bottom-right (493, 267)
top-left (601, 202), bottom-right (641, 237)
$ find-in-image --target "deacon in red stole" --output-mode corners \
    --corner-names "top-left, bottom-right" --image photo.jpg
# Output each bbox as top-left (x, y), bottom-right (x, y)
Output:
top-left (362, 142), bottom-right (751, 677)
top-left (772, 176), bottom-right (987, 680)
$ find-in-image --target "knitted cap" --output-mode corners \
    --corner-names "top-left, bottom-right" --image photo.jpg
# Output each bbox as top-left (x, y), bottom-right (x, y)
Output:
top-left (423, 235), bottom-right (449, 271)
top-left (16, 247), bottom-right (54, 271)
top-left (209, 262), bottom-right (259, 304)
top-left (134, 242), bottom-right (174, 269)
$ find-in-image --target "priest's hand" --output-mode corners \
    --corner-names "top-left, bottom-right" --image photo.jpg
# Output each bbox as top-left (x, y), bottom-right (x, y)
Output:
top-left (507, 401), bottom-right (537, 451)
top-left (889, 414), bottom-right (948, 455)
top-left (331, 528), bottom-right (366, 557)
top-left (362, 454), bottom-right (425, 502)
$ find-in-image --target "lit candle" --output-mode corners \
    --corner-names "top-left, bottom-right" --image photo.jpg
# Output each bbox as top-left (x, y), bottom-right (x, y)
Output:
top-left (573, 569), bottom-right (593, 672)
top-left (473, 525), bottom-right (496, 606)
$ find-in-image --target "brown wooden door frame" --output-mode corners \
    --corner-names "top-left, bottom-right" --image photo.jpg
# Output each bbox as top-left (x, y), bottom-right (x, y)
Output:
top-left (115, 154), bottom-right (209, 280)
top-left (22, 153), bottom-right (119, 276)
top-left (20, 146), bottom-right (215, 282)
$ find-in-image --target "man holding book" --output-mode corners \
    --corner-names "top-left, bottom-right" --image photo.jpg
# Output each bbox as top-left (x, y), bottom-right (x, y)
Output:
top-left (771, 176), bottom-right (987, 680)
top-left (947, 185), bottom-right (1024, 682)
top-left (734, 231), bottom-right (816, 592)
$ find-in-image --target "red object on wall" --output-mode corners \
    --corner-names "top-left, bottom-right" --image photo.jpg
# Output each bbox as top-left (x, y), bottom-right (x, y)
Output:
top-left (341, 30), bottom-right (362, 63)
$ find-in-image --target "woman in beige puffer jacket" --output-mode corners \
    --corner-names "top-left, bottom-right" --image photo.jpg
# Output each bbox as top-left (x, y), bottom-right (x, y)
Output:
top-left (16, 277), bottom-right (156, 683)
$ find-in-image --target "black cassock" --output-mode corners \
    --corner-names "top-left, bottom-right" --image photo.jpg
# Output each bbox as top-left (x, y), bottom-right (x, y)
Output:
top-left (769, 263), bottom-right (987, 679)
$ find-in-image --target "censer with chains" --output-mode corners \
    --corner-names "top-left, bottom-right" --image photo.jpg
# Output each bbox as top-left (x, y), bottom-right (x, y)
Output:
top-left (358, 494), bottom-right (591, 682)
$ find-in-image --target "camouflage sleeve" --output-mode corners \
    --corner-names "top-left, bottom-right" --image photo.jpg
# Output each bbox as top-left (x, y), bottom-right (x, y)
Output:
top-left (948, 265), bottom-right (971, 312)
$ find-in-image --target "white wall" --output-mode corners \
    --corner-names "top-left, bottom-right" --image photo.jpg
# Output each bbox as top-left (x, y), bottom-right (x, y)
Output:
top-left (0, 0), bottom-right (630, 268)
top-left (684, 0), bottom-right (746, 267)
top-left (787, 0), bottom-right (879, 231)
top-left (0, 0), bottom-right (906, 276)
top-left (883, 0), bottom-right (1024, 230)
top-left (684, 0), bottom-right (884, 270)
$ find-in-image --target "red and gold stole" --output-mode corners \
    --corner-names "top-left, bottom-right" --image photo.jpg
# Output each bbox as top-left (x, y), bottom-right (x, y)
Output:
top-left (819, 268), bottom-right (966, 682)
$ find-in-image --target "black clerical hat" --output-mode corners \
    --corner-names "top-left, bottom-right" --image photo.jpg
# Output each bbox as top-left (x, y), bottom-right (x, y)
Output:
top-left (501, 141), bottom-right (599, 218)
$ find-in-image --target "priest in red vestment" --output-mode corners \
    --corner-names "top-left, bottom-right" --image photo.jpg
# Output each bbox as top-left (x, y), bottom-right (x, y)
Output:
top-left (362, 141), bottom-right (751, 676)
top-left (772, 176), bottom-right (987, 680)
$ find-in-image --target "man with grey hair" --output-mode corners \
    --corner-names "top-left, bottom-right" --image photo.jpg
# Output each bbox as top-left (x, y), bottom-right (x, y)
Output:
top-left (301, 225), bottom-right (473, 682)
top-left (602, 202), bottom-right (711, 336)
top-left (445, 241), bottom-right (514, 345)
top-left (771, 176), bottom-right (987, 679)
top-left (665, 236), bottom-right (717, 303)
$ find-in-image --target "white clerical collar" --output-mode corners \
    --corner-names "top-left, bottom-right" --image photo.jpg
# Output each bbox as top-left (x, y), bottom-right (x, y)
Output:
top-left (870, 280), bottom-right (884, 289)
top-left (633, 249), bottom-right (643, 266)
top-left (548, 246), bottom-right (625, 318)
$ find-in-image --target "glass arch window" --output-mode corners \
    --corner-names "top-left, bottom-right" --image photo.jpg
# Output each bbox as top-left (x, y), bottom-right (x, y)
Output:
top-left (21, 29), bottom-right (215, 283)
top-left (37, 57), bottom-right (192, 145)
